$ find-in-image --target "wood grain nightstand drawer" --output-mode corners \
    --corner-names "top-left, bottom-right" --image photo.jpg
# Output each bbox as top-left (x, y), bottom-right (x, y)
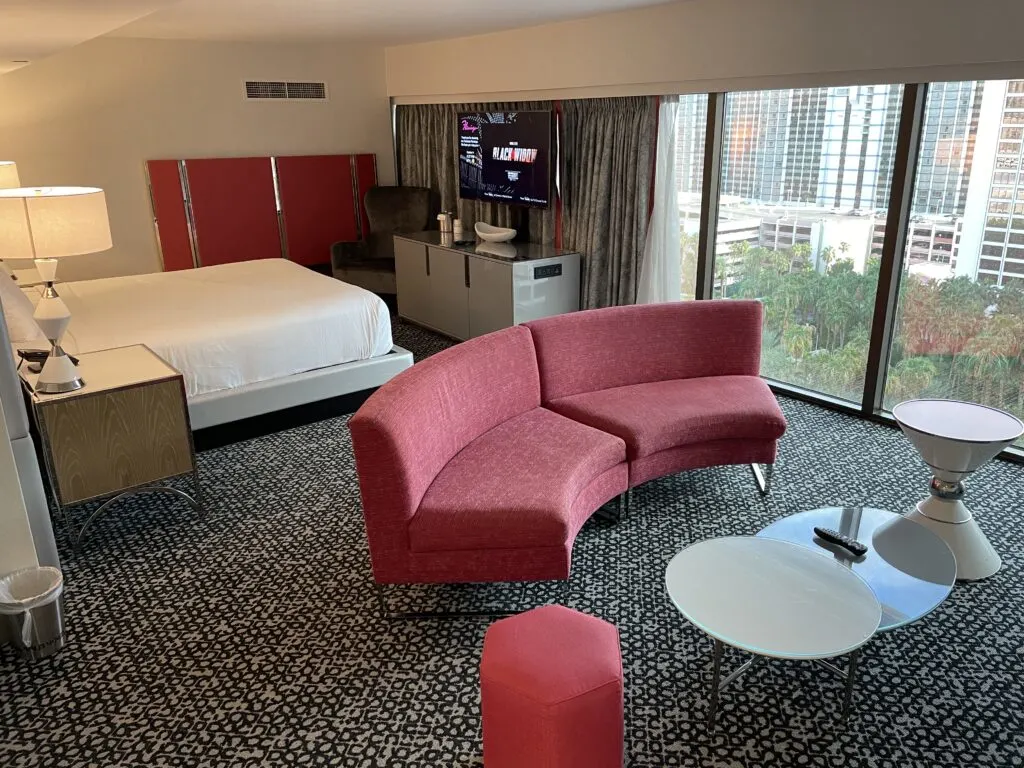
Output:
top-left (21, 344), bottom-right (203, 549)
top-left (39, 378), bottom-right (194, 506)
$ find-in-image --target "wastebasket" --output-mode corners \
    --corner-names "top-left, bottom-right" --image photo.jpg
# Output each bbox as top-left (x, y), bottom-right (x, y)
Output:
top-left (0, 566), bottom-right (65, 660)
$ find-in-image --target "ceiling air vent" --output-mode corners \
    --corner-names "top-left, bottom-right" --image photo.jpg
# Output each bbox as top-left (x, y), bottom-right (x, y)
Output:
top-left (244, 80), bottom-right (328, 101)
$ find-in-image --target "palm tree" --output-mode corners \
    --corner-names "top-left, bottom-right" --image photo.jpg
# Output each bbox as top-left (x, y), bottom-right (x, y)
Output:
top-left (789, 243), bottom-right (814, 273)
top-left (818, 245), bottom-right (836, 273)
top-left (782, 324), bottom-right (814, 360)
top-left (888, 357), bottom-right (938, 402)
top-left (734, 241), bottom-right (1024, 423)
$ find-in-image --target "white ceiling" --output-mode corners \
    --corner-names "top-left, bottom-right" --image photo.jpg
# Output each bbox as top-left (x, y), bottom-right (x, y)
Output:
top-left (0, 0), bottom-right (177, 74)
top-left (110, 0), bottom-right (674, 44)
top-left (0, 0), bottom-right (675, 75)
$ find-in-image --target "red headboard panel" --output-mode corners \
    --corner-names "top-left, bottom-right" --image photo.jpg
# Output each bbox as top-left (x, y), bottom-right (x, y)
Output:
top-left (353, 154), bottom-right (378, 238)
top-left (275, 155), bottom-right (357, 267)
top-left (184, 157), bottom-right (280, 266)
top-left (146, 160), bottom-right (193, 271)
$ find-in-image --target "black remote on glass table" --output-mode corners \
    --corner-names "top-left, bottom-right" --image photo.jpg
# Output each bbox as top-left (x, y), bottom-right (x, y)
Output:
top-left (813, 527), bottom-right (868, 557)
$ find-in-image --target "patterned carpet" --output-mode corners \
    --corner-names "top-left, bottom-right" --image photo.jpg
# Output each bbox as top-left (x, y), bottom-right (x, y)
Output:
top-left (2, 318), bottom-right (1023, 767)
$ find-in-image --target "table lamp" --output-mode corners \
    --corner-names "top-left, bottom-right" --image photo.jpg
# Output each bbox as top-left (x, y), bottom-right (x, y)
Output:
top-left (0, 187), bottom-right (112, 393)
top-left (0, 162), bottom-right (19, 189)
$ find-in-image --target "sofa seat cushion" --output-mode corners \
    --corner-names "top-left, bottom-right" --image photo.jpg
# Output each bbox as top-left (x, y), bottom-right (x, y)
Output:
top-left (547, 375), bottom-right (786, 461)
top-left (409, 408), bottom-right (626, 553)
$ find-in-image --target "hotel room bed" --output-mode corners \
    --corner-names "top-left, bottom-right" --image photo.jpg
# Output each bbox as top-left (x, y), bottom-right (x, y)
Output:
top-left (15, 259), bottom-right (413, 429)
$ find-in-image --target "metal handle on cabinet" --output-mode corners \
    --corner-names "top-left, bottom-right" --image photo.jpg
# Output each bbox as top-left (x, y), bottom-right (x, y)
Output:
top-left (425, 251), bottom-right (430, 276)
top-left (464, 255), bottom-right (470, 288)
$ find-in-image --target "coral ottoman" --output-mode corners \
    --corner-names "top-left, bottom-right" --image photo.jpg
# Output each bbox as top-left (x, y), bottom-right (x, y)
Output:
top-left (480, 605), bottom-right (624, 768)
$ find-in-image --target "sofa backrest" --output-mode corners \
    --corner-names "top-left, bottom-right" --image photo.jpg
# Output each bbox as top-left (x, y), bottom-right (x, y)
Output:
top-left (526, 300), bottom-right (764, 402)
top-left (350, 325), bottom-right (541, 537)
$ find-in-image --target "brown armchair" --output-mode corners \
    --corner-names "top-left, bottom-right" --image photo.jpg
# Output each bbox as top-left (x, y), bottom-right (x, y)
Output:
top-left (331, 186), bottom-right (432, 295)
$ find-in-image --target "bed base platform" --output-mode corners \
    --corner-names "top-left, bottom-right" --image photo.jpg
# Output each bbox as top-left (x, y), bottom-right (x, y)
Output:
top-left (188, 346), bottom-right (412, 446)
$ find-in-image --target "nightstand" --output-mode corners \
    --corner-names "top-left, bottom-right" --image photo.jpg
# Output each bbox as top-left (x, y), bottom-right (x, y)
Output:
top-left (20, 344), bottom-right (202, 548)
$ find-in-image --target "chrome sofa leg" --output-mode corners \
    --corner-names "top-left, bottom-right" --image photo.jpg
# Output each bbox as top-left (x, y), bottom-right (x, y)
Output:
top-left (625, 487), bottom-right (633, 515)
top-left (751, 463), bottom-right (774, 496)
top-left (593, 493), bottom-right (623, 524)
top-left (375, 581), bottom-right (390, 618)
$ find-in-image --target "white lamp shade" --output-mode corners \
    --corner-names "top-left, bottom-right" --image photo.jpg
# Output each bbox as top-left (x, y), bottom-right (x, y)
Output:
top-left (0, 186), bottom-right (112, 259)
top-left (0, 162), bottom-right (19, 190)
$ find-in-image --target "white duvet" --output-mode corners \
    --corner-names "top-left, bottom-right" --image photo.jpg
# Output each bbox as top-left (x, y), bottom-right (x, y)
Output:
top-left (31, 259), bottom-right (392, 398)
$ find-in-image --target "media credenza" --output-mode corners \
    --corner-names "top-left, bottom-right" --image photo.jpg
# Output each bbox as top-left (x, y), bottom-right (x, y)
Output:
top-left (393, 232), bottom-right (581, 341)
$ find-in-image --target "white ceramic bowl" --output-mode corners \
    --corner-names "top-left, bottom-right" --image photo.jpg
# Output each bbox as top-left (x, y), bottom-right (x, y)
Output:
top-left (475, 222), bottom-right (517, 243)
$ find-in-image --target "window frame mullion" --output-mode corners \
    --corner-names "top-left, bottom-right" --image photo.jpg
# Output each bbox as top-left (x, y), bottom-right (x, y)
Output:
top-left (696, 92), bottom-right (727, 301)
top-left (861, 82), bottom-right (929, 415)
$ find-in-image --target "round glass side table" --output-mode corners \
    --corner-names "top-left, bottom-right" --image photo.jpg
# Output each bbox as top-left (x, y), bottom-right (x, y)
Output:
top-left (665, 536), bottom-right (881, 727)
top-left (758, 506), bottom-right (955, 630)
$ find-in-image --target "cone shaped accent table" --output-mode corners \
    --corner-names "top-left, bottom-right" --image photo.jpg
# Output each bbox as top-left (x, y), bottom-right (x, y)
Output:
top-left (893, 399), bottom-right (1023, 581)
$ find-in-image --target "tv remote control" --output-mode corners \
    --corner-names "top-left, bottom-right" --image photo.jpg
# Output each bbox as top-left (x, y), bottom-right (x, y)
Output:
top-left (813, 527), bottom-right (868, 557)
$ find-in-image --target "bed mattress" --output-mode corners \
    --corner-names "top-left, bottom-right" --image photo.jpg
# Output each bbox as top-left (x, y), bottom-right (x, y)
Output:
top-left (27, 259), bottom-right (393, 398)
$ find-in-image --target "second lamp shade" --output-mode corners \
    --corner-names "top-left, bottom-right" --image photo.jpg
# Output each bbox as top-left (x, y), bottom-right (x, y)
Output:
top-left (0, 186), bottom-right (112, 260)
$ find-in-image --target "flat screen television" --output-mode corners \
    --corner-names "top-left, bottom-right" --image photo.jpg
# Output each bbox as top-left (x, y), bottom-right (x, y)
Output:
top-left (458, 111), bottom-right (551, 208)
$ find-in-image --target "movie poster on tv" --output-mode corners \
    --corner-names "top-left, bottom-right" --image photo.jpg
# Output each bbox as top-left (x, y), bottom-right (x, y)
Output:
top-left (458, 111), bottom-right (550, 207)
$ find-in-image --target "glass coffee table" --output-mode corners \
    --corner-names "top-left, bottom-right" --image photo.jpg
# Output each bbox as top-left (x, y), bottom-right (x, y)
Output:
top-left (758, 507), bottom-right (957, 630)
top-left (665, 536), bottom-right (881, 727)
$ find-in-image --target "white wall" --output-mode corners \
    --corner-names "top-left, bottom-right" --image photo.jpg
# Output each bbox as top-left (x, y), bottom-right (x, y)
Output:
top-left (386, 0), bottom-right (1024, 101)
top-left (0, 37), bottom-right (395, 280)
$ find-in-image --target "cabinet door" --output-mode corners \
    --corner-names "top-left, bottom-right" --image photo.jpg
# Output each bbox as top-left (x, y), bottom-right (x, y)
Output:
top-left (427, 247), bottom-right (470, 340)
top-left (394, 238), bottom-right (430, 323)
top-left (511, 255), bottom-right (582, 324)
top-left (468, 256), bottom-right (514, 338)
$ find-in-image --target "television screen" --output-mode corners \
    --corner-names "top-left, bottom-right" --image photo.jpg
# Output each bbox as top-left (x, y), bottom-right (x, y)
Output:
top-left (458, 111), bottom-right (551, 208)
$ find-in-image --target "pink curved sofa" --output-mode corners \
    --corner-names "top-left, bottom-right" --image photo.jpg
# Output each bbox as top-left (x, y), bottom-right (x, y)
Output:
top-left (350, 300), bottom-right (786, 586)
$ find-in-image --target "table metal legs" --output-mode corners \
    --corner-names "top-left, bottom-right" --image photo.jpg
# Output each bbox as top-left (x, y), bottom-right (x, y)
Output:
top-left (706, 641), bottom-right (862, 728)
top-left (842, 650), bottom-right (860, 720)
top-left (61, 470), bottom-right (205, 551)
top-left (708, 640), bottom-right (724, 727)
top-left (812, 650), bottom-right (861, 721)
top-left (76, 485), bottom-right (202, 550)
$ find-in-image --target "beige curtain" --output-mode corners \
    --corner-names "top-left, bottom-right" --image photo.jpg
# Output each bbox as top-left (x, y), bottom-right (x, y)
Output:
top-left (561, 97), bottom-right (658, 309)
top-left (396, 102), bottom-right (556, 244)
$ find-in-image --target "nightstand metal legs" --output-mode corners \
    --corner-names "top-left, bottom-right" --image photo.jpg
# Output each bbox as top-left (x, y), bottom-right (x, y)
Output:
top-left (74, 477), bottom-right (203, 550)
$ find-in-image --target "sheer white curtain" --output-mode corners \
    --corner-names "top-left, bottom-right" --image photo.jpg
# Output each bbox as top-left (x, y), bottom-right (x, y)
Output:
top-left (637, 97), bottom-right (682, 304)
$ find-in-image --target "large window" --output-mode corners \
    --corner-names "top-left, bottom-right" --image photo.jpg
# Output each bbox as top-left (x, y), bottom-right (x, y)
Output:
top-left (885, 80), bottom-right (1024, 442)
top-left (667, 79), bottom-right (1024, 458)
top-left (709, 85), bottom-right (904, 402)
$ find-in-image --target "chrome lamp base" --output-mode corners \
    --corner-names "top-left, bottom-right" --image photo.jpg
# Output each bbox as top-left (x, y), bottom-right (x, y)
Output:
top-left (36, 344), bottom-right (84, 394)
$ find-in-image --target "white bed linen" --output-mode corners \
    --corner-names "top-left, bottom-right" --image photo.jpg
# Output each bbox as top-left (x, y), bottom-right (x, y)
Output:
top-left (24, 259), bottom-right (392, 398)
